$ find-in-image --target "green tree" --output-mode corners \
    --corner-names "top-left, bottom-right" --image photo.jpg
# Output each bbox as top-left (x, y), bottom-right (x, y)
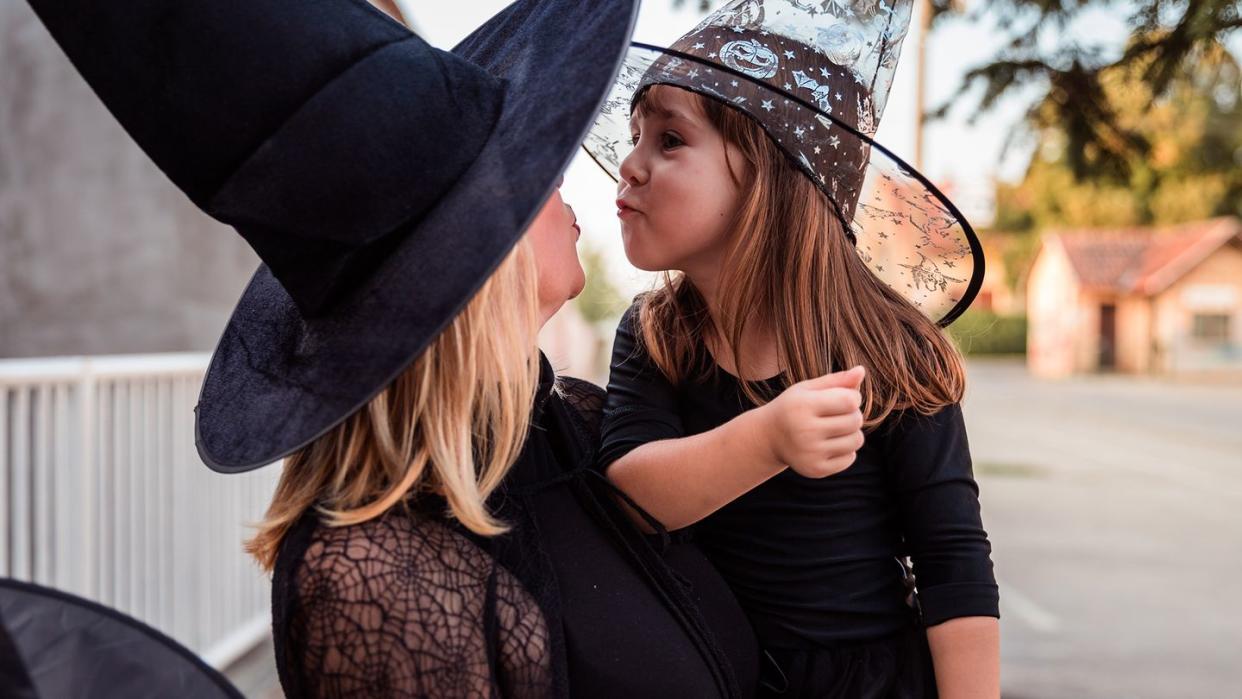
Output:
top-left (573, 244), bottom-right (629, 325)
top-left (930, 0), bottom-right (1240, 182)
top-left (993, 39), bottom-right (1242, 232)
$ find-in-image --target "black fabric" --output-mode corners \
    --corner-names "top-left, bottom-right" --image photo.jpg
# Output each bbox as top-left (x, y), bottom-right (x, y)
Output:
top-left (0, 604), bottom-right (37, 699)
top-left (599, 303), bottom-right (999, 650)
top-left (0, 578), bottom-right (242, 699)
top-left (24, 0), bottom-right (642, 472)
top-left (756, 625), bottom-right (938, 699)
top-left (271, 358), bottom-right (759, 698)
top-left (209, 38), bottom-right (505, 316)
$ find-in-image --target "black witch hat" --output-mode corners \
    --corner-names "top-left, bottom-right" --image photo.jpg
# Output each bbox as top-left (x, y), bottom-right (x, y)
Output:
top-left (25, 0), bottom-right (640, 471)
top-left (0, 579), bottom-right (242, 698)
top-left (585, 0), bottom-right (984, 326)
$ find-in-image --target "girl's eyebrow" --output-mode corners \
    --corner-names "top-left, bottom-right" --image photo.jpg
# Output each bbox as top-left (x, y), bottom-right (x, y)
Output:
top-left (630, 105), bottom-right (697, 129)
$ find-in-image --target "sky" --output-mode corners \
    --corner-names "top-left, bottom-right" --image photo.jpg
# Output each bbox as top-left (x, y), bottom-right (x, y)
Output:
top-left (395, 0), bottom-right (1200, 297)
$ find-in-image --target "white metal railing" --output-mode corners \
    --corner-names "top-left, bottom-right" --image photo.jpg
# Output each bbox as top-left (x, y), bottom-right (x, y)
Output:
top-left (0, 353), bottom-right (279, 669)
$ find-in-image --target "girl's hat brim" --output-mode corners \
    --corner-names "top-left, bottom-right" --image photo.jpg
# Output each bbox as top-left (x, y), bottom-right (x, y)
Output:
top-left (583, 42), bottom-right (984, 327)
top-left (193, 0), bottom-right (640, 472)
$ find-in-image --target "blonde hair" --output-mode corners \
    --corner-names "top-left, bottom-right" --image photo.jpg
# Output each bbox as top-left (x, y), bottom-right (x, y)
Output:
top-left (635, 86), bottom-right (965, 427)
top-left (247, 239), bottom-right (541, 571)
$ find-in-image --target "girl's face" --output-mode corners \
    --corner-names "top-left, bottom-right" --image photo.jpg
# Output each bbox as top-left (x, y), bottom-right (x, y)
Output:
top-left (526, 182), bottom-right (586, 325)
top-left (617, 86), bottom-right (747, 275)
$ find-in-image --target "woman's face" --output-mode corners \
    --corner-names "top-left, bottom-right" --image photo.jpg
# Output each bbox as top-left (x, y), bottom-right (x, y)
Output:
top-left (617, 86), bottom-right (746, 276)
top-left (526, 182), bottom-right (585, 325)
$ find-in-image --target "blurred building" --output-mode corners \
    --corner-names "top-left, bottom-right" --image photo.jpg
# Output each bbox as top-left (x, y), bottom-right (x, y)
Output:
top-left (973, 240), bottom-right (1019, 315)
top-left (1026, 217), bottom-right (1242, 377)
top-left (539, 301), bottom-right (609, 385)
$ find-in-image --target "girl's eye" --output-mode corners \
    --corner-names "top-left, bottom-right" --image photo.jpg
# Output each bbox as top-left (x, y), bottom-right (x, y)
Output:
top-left (630, 133), bottom-right (640, 146)
top-left (661, 132), bottom-right (684, 150)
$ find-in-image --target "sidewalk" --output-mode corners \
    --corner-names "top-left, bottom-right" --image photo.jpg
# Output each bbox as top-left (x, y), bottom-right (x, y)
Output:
top-left (222, 634), bottom-right (282, 699)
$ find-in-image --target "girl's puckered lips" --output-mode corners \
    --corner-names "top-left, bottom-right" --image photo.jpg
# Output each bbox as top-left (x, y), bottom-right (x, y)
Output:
top-left (616, 198), bottom-right (641, 217)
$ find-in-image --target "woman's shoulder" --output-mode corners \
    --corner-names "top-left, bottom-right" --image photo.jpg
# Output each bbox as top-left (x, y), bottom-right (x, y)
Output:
top-left (276, 508), bottom-right (552, 696)
top-left (293, 508), bottom-right (494, 589)
top-left (555, 374), bottom-right (605, 409)
top-left (274, 507), bottom-right (504, 627)
top-left (554, 374), bottom-right (606, 440)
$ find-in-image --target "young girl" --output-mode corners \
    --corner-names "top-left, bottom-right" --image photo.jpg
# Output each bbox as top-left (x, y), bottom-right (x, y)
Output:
top-left (589, 2), bottom-right (999, 696)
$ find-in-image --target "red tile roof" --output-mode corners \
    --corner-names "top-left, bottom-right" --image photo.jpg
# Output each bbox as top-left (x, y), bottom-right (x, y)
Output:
top-left (1049, 217), bottom-right (1242, 295)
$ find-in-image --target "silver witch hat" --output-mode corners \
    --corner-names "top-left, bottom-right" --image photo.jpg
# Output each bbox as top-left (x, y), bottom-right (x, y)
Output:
top-left (585, 0), bottom-right (983, 325)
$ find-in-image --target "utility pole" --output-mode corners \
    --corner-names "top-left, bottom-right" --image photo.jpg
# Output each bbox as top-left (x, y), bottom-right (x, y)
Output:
top-left (914, 0), bottom-right (933, 171)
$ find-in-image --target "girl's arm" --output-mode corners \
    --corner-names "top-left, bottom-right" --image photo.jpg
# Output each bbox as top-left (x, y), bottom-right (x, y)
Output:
top-left (608, 371), bottom-right (865, 530)
top-left (599, 305), bottom-right (865, 531)
top-left (606, 404), bottom-right (780, 531)
top-left (606, 404), bottom-right (779, 531)
top-left (884, 402), bottom-right (1000, 697)
top-left (927, 616), bottom-right (1001, 698)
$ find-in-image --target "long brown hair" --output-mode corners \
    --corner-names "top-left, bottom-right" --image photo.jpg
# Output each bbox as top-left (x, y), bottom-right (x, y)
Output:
top-left (635, 86), bottom-right (964, 427)
top-left (246, 240), bottom-right (541, 571)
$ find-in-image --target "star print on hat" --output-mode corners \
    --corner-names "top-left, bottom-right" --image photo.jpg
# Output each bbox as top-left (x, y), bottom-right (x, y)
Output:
top-left (584, 0), bottom-right (984, 326)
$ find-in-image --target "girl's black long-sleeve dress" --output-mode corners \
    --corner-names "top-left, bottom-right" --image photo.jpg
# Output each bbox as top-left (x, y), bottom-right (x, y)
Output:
top-left (269, 354), bottom-right (759, 698)
top-left (598, 303), bottom-right (1000, 697)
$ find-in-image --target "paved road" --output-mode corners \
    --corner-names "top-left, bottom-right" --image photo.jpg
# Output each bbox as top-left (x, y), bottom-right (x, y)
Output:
top-left (963, 359), bottom-right (1242, 698)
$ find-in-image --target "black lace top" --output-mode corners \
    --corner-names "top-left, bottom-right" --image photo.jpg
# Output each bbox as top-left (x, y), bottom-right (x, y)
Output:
top-left (270, 354), bottom-right (758, 698)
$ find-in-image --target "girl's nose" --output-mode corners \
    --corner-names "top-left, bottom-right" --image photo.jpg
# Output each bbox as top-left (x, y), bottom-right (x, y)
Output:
top-left (618, 147), bottom-right (648, 187)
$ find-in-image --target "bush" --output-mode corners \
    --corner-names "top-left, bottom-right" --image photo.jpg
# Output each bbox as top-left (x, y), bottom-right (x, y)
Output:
top-left (948, 310), bottom-right (1027, 356)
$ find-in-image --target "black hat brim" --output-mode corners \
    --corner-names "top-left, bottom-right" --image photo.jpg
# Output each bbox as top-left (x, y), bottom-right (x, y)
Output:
top-left (0, 578), bottom-right (242, 698)
top-left (195, 0), bottom-right (640, 472)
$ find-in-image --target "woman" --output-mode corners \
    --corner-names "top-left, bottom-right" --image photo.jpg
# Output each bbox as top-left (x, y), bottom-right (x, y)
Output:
top-left (24, 0), bottom-right (798, 695)
top-left (260, 182), bottom-right (760, 697)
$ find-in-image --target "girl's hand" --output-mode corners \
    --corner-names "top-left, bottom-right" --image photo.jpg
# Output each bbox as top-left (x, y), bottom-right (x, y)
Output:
top-left (759, 366), bottom-right (865, 479)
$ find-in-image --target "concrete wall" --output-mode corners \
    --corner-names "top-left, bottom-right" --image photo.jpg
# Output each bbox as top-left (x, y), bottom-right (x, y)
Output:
top-left (0, 1), bottom-right (259, 359)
